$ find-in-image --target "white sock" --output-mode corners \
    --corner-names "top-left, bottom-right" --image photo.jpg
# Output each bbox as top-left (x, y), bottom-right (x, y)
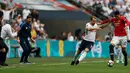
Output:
top-left (120, 53), bottom-right (124, 62)
top-left (78, 51), bottom-right (87, 62)
top-left (117, 52), bottom-right (120, 60)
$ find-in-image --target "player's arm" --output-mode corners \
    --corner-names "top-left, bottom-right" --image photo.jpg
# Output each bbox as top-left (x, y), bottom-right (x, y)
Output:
top-left (16, 37), bottom-right (20, 43)
top-left (87, 27), bottom-right (101, 31)
top-left (10, 6), bottom-right (17, 12)
top-left (0, 5), bottom-right (4, 11)
top-left (7, 25), bottom-right (17, 38)
top-left (87, 24), bottom-right (101, 31)
top-left (123, 16), bottom-right (130, 26)
top-left (99, 23), bottom-right (110, 29)
top-left (99, 17), bottom-right (113, 24)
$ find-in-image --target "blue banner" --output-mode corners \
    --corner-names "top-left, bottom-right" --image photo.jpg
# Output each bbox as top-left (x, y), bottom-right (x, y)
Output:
top-left (7, 40), bottom-right (130, 58)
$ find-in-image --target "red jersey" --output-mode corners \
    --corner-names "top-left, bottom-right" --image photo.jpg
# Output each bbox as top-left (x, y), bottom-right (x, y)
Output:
top-left (101, 16), bottom-right (130, 36)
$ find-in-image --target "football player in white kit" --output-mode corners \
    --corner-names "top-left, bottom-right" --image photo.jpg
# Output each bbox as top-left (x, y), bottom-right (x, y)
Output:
top-left (71, 16), bottom-right (107, 65)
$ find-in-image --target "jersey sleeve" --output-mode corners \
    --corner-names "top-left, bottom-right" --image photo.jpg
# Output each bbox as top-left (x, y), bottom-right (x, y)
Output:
top-left (100, 19), bottom-right (110, 24)
top-left (122, 16), bottom-right (130, 26)
top-left (86, 23), bottom-right (91, 29)
top-left (7, 25), bottom-right (17, 38)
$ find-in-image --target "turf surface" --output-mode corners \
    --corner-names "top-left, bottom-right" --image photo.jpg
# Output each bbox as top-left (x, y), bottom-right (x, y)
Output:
top-left (0, 57), bottom-right (130, 73)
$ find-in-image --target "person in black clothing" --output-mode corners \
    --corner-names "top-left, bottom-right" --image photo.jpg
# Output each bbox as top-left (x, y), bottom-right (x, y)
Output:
top-left (17, 15), bottom-right (34, 64)
top-left (30, 40), bottom-right (41, 57)
top-left (31, 9), bottom-right (39, 21)
top-left (0, 11), bottom-right (8, 66)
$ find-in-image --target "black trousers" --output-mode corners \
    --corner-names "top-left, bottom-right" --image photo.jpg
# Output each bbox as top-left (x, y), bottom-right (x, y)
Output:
top-left (0, 38), bottom-right (9, 65)
top-left (31, 47), bottom-right (40, 57)
top-left (20, 38), bottom-right (31, 62)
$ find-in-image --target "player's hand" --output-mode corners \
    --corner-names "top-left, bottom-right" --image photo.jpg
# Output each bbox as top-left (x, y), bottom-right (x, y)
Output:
top-left (31, 38), bottom-right (35, 43)
top-left (16, 26), bottom-right (20, 31)
top-left (17, 39), bottom-right (20, 43)
top-left (1, 48), bottom-right (6, 53)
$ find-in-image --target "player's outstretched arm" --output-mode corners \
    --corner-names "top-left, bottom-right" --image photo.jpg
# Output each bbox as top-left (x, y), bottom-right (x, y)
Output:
top-left (99, 23), bottom-right (110, 29)
top-left (88, 27), bottom-right (101, 31)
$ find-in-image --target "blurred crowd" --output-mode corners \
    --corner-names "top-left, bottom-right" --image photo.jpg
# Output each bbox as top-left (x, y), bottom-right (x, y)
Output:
top-left (70, 0), bottom-right (130, 20)
top-left (0, 0), bottom-right (48, 40)
top-left (2, 0), bottom-right (125, 42)
top-left (0, 0), bottom-right (88, 42)
top-left (67, 0), bottom-right (130, 41)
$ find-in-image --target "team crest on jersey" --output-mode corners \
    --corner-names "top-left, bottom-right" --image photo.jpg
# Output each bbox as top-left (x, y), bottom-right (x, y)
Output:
top-left (118, 20), bottom-right (120, 23)
top-left (115, 20), bottom-right (120, 26)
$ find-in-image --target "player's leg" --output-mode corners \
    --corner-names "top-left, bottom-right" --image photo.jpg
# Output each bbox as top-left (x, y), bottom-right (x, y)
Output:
top-left (120, 52), bottom-right (124, 63)
top-left (109, 36), bottom-right (119, 61)
top-left (116, 46), bottom-right (124, 63)
top-left (76, 49), bottom-right (88, 65)
top-left (76, 41), bottom-right (94, 65)
top-left (71, 40), bottom-right (85, 65)
top-left (20, 40), bottom-right (27, 63)
top-left (114, 46), bottom-right (120, 63)
top-left (117, 46), bottom-right (124, 63)
top-left (121, 36), bottom-right (128, 66)
top-left (71, 49), bottom-right (81, 65)
top-left (24, 39), bottom-right (32, 63)
top-left (122, 47), bottom-right (127, 66)
top-left (0, 39), bottom-right (8, 66)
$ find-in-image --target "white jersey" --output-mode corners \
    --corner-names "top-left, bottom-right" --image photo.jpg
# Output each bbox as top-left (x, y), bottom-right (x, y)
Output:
top-left (83, 23), bottom-right (98, 42)
top-left (1, 24), bottom-right (17, 39)
top-left (2, 10), bottom-right (11, 20)
top-left (22, 9), bottom-right (31, 19)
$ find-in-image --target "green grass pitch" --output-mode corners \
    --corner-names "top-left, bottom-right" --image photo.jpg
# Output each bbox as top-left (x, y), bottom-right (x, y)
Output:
top-left (0, 57), bottom-right (130, 73)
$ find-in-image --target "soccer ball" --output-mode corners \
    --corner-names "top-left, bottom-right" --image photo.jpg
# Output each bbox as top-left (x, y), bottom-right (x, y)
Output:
top-left (107, 60), bottom-right (114, 67)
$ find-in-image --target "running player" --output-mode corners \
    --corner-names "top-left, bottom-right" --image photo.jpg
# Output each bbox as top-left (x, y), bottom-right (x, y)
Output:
top-left (101, 10), bottom-right (129, 66)
top-left (71, 16), bottom-right (107, 65)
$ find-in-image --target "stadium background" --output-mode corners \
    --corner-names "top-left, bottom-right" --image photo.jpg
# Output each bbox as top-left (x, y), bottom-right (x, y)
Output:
top-left (0, 0), bottom-right (130, 73)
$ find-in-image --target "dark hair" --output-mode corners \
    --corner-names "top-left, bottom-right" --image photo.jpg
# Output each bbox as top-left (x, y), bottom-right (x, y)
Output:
top-left (0, 11), bottom-right (3, 17)
top-left (90, 16), bottom-right (95, 21)
top-left (114, 10), bottom-right (120, 15)
top-left (26, 15), bottom-right (32, 19)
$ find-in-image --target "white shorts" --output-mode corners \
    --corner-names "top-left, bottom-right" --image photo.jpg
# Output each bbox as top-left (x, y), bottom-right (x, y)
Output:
top-left (111, 36), bottom-right (127, 47)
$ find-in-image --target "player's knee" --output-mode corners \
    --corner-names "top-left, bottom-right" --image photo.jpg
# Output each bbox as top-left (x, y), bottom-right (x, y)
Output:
top-left (85, 48), bottom-right (89, 52)
top-left (110, 43), bottom-right (115, 46)
top-left (122, 47), bottom-right (126, 52)
top-left (77, 50), bottom-right (81, 54)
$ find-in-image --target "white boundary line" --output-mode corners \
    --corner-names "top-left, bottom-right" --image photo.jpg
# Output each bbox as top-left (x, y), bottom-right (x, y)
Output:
top-left (0, 60), bottom-right (107, 69)
top-left (1, 59), bottom-right (130, 69)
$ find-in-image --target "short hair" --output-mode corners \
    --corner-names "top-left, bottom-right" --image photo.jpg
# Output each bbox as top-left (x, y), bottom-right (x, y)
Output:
top-left (0, 11), bottom-right (3, 17)
top-left (26, 15), bottom-right (32, 19)
top-left (114, 10), bottom-right (120, 15)
top-left (10, 19), bottom-right (16, 24)
top-left (90, 16), bottom-right (96, 21)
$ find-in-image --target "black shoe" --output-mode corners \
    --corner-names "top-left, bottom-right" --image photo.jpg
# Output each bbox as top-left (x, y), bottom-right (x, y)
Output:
top-left (71, 61), bottom-right (75, 65)
top-left (75, 60), bottom-right (79, 65)
top-left (0, 63), bottom-right (8, 66)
